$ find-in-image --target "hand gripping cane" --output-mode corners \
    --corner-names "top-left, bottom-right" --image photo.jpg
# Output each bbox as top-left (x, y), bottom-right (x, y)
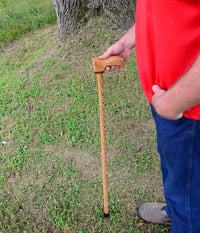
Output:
top-left (92, 56), bottom-right (124, 217)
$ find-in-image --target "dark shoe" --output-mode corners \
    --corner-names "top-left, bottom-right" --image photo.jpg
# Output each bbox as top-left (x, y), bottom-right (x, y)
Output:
top-left (138, 202), bottom-right (171, 225)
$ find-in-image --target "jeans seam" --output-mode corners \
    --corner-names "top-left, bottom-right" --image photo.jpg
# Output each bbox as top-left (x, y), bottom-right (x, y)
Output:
top-left (186, 121), bottom-right (196, 233)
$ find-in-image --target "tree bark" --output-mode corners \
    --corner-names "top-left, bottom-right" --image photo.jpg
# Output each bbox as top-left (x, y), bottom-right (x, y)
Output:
top-left (53, 0), bottom-right (136, 42)
top-left (103, 0), bottom-right (135, 30)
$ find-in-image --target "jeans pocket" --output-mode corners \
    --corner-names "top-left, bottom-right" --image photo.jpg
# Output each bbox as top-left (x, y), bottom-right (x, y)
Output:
top-left (157, 114), bottom-right (185, 125)
top-left (150, 104), bottom-right (186, 126)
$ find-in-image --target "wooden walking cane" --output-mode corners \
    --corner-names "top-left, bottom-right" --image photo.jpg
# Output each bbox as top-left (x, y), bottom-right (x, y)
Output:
top-left (92, 56), bottom-right (124, 217)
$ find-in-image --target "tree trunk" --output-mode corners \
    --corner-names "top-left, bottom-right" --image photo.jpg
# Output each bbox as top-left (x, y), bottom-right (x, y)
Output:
top-left (103, 0), bottom-right (135, 30)
top-left (53, 0), bottom-right (136, 42)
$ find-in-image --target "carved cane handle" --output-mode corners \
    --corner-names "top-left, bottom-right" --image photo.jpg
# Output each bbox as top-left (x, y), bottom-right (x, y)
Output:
top-left (92, 56), bottom-right (124, 73)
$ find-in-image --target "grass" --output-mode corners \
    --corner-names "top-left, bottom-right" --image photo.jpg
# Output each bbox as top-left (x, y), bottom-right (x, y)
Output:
top-left (0, 2), bottom-right (170, 232)
top-left (0, 0), bottom-right (56, 45)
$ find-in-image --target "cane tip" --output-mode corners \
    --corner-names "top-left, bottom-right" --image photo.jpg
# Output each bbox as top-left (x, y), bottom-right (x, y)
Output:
top-left (104, 213), bottom-right (110, 218)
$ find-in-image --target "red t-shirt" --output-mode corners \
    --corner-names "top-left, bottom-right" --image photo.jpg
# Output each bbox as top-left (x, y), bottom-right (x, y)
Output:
top-left (135, 0), bottom-right (200, 119)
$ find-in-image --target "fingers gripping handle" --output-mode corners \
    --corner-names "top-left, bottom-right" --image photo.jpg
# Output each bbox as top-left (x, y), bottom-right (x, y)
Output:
top-left (92, 56), bottom-right (124, 73)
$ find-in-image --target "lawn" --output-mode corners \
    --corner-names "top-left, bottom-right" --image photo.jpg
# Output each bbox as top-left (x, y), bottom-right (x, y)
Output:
top-left (0, 1), bottom-right (170, 232)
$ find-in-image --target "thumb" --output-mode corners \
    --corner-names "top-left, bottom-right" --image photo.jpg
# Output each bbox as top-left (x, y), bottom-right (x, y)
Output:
top-left (99, 47), bottom-right (113, 59)
top-left (152, 85), bottom-right (161, 94)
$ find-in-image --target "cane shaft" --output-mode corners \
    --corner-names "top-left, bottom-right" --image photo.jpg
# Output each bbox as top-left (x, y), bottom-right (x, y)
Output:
top-left (97, 73), bottom-right (109, 215)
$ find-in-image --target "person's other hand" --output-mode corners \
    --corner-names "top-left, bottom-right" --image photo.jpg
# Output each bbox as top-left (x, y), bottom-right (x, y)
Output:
top-left (152, 85), bottom-right (183, 120)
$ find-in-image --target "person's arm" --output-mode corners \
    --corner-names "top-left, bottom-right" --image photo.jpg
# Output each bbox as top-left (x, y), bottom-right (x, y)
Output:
top-left (99, 25), bottom-right (135, 69)
top-left (152, 54), bottom-right (200, 120)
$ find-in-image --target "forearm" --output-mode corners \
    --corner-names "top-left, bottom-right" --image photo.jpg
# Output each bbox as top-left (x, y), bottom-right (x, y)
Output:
top-left (100, 24), bottom-right (135, 62)
top-left (118, 25), bottom-right (136, 49)
top-left (153, 55), bottom-right (200, 119)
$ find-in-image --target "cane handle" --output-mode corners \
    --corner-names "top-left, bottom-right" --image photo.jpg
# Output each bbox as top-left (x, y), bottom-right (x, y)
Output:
top-left (92, 56), bottom-right (124, 73)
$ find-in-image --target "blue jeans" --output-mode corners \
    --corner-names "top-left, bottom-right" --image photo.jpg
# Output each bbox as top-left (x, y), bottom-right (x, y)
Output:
top-left (151, 105), bottom-right (200, 233)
